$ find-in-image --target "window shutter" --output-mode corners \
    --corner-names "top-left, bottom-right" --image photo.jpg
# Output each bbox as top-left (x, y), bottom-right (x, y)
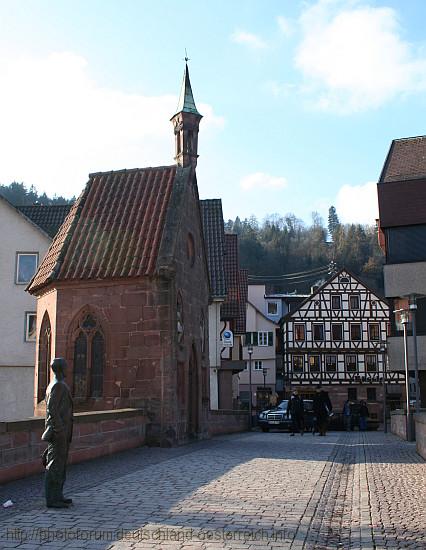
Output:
top-left (268, 332), bottom-right (273, 346)
top-left (253, 332), bottom-right (258, 346)
top-left (245, 332), bottom-right (252, 345)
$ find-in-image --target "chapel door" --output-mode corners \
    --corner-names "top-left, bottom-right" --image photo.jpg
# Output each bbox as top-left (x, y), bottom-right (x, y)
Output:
top-left (188, 346), bottom-right (199, 437)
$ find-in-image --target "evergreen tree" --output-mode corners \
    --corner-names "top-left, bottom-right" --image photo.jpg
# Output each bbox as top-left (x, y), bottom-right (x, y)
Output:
top-left (0, 181), bottom-right (74, 206)
top-left (328, 206), bottom-right (340, 241)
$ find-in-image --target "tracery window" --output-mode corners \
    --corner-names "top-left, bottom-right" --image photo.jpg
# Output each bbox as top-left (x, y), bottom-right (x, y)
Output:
top-left (200, 312), bottom-right (206, 355)
top-left (177, 293), bottom-right (184, 345)
top-left (73, 314), bottom-right (105, 399)
top-left (37, 312), bottom-right (51, 402)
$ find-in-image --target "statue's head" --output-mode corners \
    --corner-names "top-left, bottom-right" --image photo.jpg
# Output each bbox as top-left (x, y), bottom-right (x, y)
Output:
top-left (51, 357), bottom-right (67, 379)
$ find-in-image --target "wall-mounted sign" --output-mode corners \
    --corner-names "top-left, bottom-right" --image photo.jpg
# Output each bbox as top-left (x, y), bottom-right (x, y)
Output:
top-left (222, 329), bottom-right (234, 347)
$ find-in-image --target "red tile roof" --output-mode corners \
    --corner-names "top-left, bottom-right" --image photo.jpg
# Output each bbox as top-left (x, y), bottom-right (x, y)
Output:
top-left (221, 234), bottom-right (248, 334)
top-left (236, 269), bottom-right (248, 334)
top-left (200, 199), bottom-right (226, 299)
top-left (221, 234), bottom-right (240, 320)
top-left (28, 166), bottom-right (177, 293)
top-left (380, 135), bottom-right (426, 183)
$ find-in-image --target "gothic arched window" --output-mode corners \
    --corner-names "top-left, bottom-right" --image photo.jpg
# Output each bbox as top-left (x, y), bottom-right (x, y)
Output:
top-left (72, 314), bottom-right (105, 400)
top-left (37, 312), bottom-right (51, 402)
top-left (177, 294), bottom-right (184, 345)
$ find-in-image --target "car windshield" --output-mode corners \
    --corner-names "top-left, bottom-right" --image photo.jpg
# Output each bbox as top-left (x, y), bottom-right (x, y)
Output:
top-left (277, 400), bottom-right (288, 410)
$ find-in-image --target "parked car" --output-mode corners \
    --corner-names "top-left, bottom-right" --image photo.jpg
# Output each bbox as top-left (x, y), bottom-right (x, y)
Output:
top-left (257, 399), bottom-right (315, 432)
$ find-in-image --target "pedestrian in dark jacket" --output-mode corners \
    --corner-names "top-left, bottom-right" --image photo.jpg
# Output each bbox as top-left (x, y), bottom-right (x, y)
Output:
top-left (359, 400), bottom-right (369, 431)
top-left (313, 386), bottom-right (332, 436)
top-left (343, 400), bottom-right (352, 431)
top-left (287, 390), bottom-right (305, 435)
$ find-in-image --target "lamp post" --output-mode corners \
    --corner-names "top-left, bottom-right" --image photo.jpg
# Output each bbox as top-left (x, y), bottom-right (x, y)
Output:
top-left (399, 310), bottom-right (412, 441)
top-left (379, 341), bottom-right (387, 433)
top-left (262, 367), bottom-right (268, 388)
top-left (409, 295), bottom-right (420, 413)
top-left (248, 344), bottom-right (253, 430)
top-left (262, 367), bottom-right (268, 411)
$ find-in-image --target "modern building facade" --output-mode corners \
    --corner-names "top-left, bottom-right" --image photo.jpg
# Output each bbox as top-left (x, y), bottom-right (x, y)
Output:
top-left (377, 135), bottom-right (426, 406)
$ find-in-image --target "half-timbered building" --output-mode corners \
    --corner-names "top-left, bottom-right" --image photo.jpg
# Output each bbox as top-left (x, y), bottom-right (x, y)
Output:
top-left (281, 268), bottom-right (404, 418)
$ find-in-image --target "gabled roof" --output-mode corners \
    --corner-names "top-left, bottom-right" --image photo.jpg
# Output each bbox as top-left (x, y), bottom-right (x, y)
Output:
top-left (379, 135), bottom-right (426, 183)
top-left (247, 298), bottom-right (278, 326)
top-left (17, 204), bottom-right (72, 238)
top-left (173, 63), bottom-right (201, 118)
top-left (221, 234), bottom-right (240, 320)
top-left (28, 165), bottom-right (180, 293)
top-left (221, 234), bottom-right (248, 334)
top-left (236, 269), bottom-right (248, 334)
top-left (0, 193), bottom-right (51, 240)
top-left (281, 267), bottom-right (388, 324)
top-left (200, 199), bottom-right (226, 299)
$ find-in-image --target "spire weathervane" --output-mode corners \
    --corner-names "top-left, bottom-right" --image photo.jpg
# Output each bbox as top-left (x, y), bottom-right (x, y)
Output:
top-left (184, 49), bottom-right (190, 63)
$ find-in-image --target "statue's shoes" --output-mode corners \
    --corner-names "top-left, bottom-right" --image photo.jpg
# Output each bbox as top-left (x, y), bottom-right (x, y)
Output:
top-left (47, 501), bottom-right (70, 508)
top-left (62, 498), bottom-right (73, 504)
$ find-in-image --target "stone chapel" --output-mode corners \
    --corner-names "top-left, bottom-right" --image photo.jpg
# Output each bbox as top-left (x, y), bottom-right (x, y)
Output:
top-left (28, 64), bottom-right (211, 445)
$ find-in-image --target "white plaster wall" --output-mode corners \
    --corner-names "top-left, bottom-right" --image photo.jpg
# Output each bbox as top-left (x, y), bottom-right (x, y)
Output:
top-left (248, 284), bottom-right (266, 313)
top-left (208, 300), bottom-right (223, 410)
top-left (239, 303), bottom-right (277, 386)
top-left (0, 366), bottom-right (34, 420)
top-left (0, 200), bottom-right (50, 366)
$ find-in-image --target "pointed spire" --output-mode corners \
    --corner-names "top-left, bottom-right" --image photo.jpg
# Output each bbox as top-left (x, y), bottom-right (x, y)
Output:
top-left (171, 58), bottom-right (202, 168)
top-left (174, 63), bottom-right (201, 117)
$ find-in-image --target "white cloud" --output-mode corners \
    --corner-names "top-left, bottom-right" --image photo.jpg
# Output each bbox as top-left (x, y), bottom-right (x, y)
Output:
top-left (277, 16), bottom-right (293, 37)
top-left (0, 52), bottom-right (224, 198)
top-left (336, 181), bottom-right (378, 224)
top-left (231, 30), bottom-right (267, 50)
top-left (240, 172), bottom-right (287, 191)
top-left (295, 0), bottom-right (426, 113)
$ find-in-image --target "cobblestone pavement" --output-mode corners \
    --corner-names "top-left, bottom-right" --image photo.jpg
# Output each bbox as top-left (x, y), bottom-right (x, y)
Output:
top-left (0, 431), bottom-right (424, 549)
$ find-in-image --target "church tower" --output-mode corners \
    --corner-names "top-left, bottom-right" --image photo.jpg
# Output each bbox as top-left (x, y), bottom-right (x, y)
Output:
top-left (171, 63), bottom-right (202, 169)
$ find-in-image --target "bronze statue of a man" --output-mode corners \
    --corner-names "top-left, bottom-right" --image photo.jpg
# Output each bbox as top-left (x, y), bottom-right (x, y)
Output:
top-left (41, 358), bottom-right (74, 508)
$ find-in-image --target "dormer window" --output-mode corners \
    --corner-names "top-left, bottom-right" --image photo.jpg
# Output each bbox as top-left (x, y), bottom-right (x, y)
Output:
top-left (267, 302), bottom-right (278, 315)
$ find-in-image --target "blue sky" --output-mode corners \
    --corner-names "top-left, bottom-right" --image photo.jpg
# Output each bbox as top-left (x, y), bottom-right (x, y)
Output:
top-left (0, 0), bottom-right (425, 225)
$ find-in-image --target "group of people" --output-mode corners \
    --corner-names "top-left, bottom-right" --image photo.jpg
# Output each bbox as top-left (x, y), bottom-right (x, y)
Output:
top-left (343, 399), bottom-right (370, 431)
top-left (286, 386), bottom-right (332, 436)
top-left (286, 389), bottom-right (371, 436)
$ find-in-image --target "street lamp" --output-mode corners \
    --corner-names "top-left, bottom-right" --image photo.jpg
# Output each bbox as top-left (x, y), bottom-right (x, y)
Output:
top-left (262, 367), bottom-right (268, 388)
top-left (248, 344), bottom-right (253, 430)
top-left (409, 295), bottom-right (420, 413)
top-left (379, 341), bottom-right (387, 434)
top-left (396, 309), bottom-right (412, 441)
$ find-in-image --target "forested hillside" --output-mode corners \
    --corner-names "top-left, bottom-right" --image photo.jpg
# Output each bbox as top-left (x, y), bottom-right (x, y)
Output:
top-left (0, 181), bottom-right (74, 206)
top-left (225, 208), bottom-right (384, 294)
top-left (0, 181), bottom-right (383, 294)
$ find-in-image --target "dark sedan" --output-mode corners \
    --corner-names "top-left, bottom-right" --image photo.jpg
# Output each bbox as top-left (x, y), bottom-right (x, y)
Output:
top-left (257, 399), bottom-right (315, 432)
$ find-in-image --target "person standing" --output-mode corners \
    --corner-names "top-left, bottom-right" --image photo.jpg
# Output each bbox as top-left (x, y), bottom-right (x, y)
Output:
top-left (313, 386), bottom-right (332, 436)
top-left (42, 358), bottom-right (74, 508)
top-left (343, 399), bottom-right (352, 431)
top-left (287, 390), bottom-right (305, 436)
top-left (359, 400), bottom-right (369, 431)
top-left (269, 391), bottom-right (279, 408)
